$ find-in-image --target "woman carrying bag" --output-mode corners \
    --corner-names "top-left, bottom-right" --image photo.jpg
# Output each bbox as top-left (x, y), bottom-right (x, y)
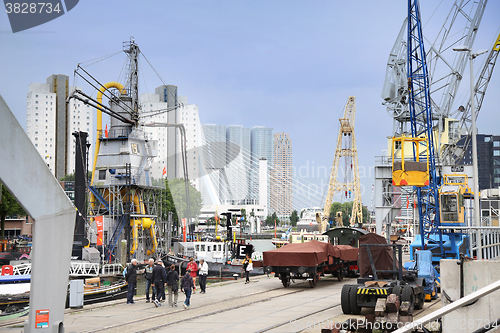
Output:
top-left (187, 257), bottom-right (198, 293)
top-left (242, 254), bottom-right (253, 284)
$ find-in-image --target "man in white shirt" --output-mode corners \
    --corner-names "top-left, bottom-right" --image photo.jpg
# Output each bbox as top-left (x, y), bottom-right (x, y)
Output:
top-left (198, 259), bottom-right (209, 294)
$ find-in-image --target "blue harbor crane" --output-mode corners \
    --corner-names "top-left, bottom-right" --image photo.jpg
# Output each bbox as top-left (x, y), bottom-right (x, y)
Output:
top-left (391, 0), bottom-right (468, 265)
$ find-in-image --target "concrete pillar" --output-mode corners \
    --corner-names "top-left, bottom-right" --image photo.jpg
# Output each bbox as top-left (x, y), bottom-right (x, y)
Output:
top-left (1, 95), bottom-right (75, 333)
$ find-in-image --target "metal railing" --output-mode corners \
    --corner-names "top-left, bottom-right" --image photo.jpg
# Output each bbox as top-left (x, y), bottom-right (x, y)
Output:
top-left (472, 227), bottom-right (500, 260)
top-left (101, 263), bottom-right (124, 276)
top-left (11, 262), bottom-right (102, 277)
top-left (69, 262), bottom-right (100, 277)
top-left (12, 263), bottom-right (31, 275)
top-left (393, 278), bottom-right (500, 333)
top-left (438, 226), bottom-right (500, 260)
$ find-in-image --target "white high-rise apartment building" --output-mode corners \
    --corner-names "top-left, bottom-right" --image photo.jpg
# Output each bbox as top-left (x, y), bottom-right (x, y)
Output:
top-left (139, 90), bottom-right (201, 188)
top-left (26, 76), bottom-right (94, 178)
top-left (271, 132), bottom-right (293, 218)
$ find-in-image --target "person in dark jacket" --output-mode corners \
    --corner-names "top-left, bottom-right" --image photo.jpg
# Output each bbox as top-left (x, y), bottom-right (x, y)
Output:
top-left (166, 264), bottom-right (179, 307)
top-left (152, 260), bottom-right (167, 307)
top-left (145, 258), bottom-right (155, 303)
top-left (125, 258), bottom-right (138, 304)
top-left (181, 269), bottom-right (194, 309)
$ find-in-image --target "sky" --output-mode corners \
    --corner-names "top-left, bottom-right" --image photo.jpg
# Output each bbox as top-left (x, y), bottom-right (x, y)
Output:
top-left (1, 1), bottom-right (499, 212)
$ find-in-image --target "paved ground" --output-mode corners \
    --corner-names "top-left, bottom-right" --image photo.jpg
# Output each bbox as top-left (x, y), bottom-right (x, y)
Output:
top-left (0, 274), bottom-right (442, 333)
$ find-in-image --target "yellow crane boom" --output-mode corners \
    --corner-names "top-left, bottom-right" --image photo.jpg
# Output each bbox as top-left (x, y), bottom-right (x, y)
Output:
top-left (316, 96), bottom-right (363, 233)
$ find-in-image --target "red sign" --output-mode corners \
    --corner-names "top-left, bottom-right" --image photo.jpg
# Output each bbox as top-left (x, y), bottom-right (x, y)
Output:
top-left (182, 218), bottom-right (187, 242)
top-left (95, 216), bottom-right (104, 246)
top-left (35, 309), bottom-right (49, 328)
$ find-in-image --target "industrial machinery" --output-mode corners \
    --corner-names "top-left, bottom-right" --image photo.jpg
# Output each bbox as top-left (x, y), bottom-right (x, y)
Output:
top-left (378, 0), bottom-right (496, 245)
top-left (341, 233), bottom-right (425, 315)
top-left (316, 96), bottom-right (363, 233)
top-left (439, 174), bottom-right (471, 225)
top-left (390, 0), bottom-right (474, 265)
top-left (69, 39), bottom-right (191, 263)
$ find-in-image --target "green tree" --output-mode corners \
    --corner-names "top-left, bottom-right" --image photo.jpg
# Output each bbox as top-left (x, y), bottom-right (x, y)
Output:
top-left (161, 179), bottom-right (179, 229)
top-left (290, 210), bottom-right (299, 226)
top-left (0, 184), bottom-right (26, 237)
top-left (268, 212), bottom-right (280, 226)
top-left (240, 208), bottom-right (248, 230)
top-left (330, 201), bottom-right (363, 226)
top-left (329, 202), bottom-right (342, 222)
top-left (362, 205), bottom-right (369, 223)
top-left (60, 171), bottom-right (92, 182)
top-left (60, 173), bottom-right (75, 181)
top-left (206, 217), bottom-right (216, 226)
top-left (265, 214), bottom-right (280, 226)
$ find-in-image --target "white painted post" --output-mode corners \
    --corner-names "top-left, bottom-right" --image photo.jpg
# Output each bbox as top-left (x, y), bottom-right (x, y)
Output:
top-left (0, 95), bottom-right (75, 333)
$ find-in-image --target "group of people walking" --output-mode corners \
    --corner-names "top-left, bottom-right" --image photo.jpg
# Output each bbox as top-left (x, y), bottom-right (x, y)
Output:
top-left (125, 257), bottom-right (209, 309)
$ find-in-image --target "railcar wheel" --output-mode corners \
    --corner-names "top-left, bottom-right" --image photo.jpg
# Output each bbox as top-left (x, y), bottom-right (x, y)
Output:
top-left (282, 278), bottom-right (290, 288)
top-left (341, 284), bottom-right (351, 314)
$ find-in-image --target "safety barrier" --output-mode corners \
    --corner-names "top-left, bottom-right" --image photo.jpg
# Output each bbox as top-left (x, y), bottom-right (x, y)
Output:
top-left (393, 278), bottom-right (500, 333)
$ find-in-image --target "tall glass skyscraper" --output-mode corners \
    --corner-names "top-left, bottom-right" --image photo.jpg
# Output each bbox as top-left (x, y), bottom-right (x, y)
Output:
top-left (250, 126), bottom-right (274, 207)
top-left (226, 125), bottom-right (251, 204)
top-left (201, 124), bottom-right (228, 204)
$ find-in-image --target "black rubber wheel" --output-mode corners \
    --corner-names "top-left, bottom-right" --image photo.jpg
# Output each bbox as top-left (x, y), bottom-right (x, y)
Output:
top-left (349, 286), bottom-right (362, 315)
top-left (415, 292), bottom-right (424, 310)
top-left (392, 285), bottom-right (401, 299)
top-left (401, 285), bottom-right (415, 315)
top-left (341, 284), bottom-right (351, 314)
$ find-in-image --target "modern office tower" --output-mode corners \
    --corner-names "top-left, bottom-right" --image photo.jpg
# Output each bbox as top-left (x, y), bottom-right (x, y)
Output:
top-left (271, 132), bottom-right (293, 218)
top-left (201, 124), bottom-right (227, 205)
top-left (251, 126), bottom-right (274, 162)
top-left (140, 90), bottom-right (201, 188)
top-left (198, 124), bottom-right (273, 209)
top-left (226, 125), bottom-right (251, 204)
top-left (26, 75), bottom-right (93, 178)
top-left (458, 134), bottom-right (500, 190)
top-left (250, 126), bottom-right (274, 208)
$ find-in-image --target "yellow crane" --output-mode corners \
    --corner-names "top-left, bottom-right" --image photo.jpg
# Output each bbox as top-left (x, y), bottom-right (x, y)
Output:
top-left (316, 96), bottom-right (363, 233)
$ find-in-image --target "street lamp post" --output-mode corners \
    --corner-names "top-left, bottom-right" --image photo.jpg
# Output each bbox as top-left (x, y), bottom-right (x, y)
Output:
top-left (453, 46), bottom-right (488, 260)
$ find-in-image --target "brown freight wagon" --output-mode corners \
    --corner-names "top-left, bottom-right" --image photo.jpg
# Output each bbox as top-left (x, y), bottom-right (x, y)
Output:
top-left (263, 240), bottom-right (358, 288)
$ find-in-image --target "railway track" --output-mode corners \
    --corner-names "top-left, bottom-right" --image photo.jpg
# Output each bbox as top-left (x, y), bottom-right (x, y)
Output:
top-left (0, 278), bottom-right (317, 332)
top-left (0, 279), bottom-right (441, 333)
top-left (87, 286), bottom-right (310, 333)
top-left (288, 296), bottom-right (443, 333)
